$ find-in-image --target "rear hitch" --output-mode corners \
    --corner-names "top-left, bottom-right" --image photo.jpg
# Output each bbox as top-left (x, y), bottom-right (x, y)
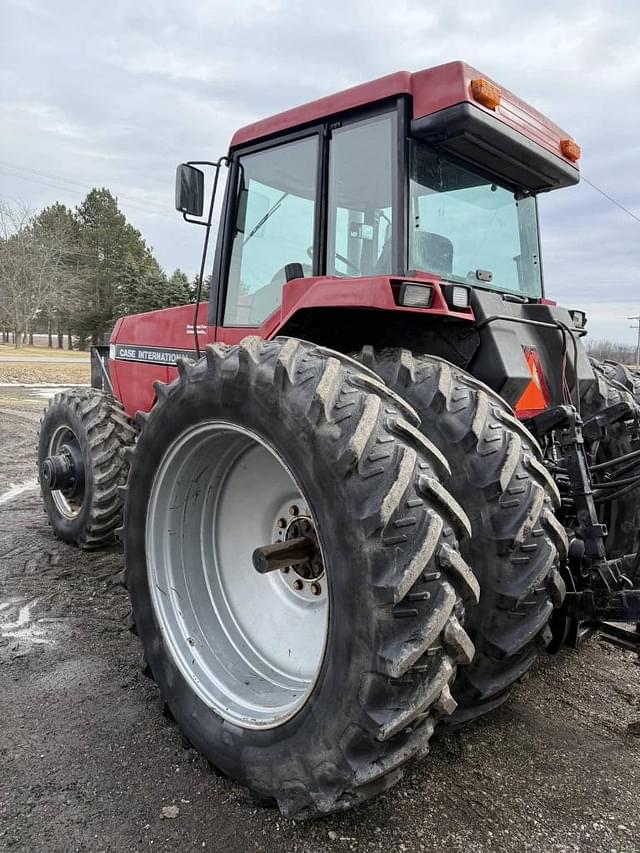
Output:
top-left (564, 587), bottom-right (640, 623)
top-left (560, 555), bottom-right (640, 653)
top-left (527, 404), bottom-right (640, 653)
top-left (582, 621), bottom-right (640, 653)
top-left (581, 401), bottom-right (634, 441)
top-left (527, 405), bottom-right (607, 561)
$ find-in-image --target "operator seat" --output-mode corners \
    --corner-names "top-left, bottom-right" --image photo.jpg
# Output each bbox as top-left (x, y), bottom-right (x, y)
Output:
top-left (374, 230), bottom-right (454, 277)
top-left (248, 263), bottom-right (312, 325)
top-left (410, 231), bottom-right (454, 276)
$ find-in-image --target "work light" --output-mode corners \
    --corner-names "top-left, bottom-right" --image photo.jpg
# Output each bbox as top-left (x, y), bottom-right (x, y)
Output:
top-left (444, 284), bottom-right (471, 310)
top-left (397, 283), bottom-right (433, 308)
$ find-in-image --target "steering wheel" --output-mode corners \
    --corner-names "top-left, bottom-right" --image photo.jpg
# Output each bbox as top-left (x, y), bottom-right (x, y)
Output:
top-left (306, 246), bottom-right (360, 275)
top-left (335, 252), bottom-right (360, 274)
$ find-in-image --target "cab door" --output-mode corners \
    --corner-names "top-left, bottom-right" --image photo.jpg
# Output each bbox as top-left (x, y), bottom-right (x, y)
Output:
top-left (216, 132), bottom-right (321, 344)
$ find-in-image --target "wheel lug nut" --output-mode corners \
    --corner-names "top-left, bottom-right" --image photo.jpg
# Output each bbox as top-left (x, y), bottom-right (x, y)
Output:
top-left (281, 566), bottom-right (290, 574)
top-left (289, 505), bottom-right (299, 516)
top-left (310, 582), bottom-right (321, 596)
top-left (293, 579), bottom-right (303, 591)
top-left (277, 518), bottom-right (287, 529)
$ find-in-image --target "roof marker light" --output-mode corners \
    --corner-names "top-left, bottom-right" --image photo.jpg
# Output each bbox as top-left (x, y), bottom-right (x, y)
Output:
top-left (560, 139), bottom-right (581, 162)
top-left (471, 78), bottom-right (501, 110)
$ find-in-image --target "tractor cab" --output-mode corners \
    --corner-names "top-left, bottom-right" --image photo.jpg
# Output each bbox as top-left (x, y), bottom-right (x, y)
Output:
top-left (176, 61), bottom-right (579, 340)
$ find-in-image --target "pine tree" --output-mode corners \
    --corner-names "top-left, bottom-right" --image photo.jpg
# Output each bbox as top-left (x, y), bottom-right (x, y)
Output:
top-left (167, 269), bottom-right (192, 305)
top-left (74, 189), bottom-right (152, 343)
top-left (191, 272), bottom-right (211, 301)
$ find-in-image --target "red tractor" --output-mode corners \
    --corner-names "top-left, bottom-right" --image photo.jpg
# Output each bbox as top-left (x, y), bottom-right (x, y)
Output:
top-left (38, 61), bottom-right (640, 818)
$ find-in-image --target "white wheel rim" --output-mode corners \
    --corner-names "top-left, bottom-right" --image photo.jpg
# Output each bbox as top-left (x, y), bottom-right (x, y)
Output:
top-left (146, 421), bottom-right (329, 729)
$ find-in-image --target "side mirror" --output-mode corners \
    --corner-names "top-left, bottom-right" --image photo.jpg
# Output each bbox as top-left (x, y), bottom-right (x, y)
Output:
top-left (175, 164), bottom-right (204, 217)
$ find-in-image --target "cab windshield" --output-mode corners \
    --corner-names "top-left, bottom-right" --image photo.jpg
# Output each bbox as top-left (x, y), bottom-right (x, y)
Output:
top-left (409, 142), bottom-right (542, 298)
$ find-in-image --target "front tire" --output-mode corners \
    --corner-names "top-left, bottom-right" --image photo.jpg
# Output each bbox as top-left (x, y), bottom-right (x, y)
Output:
top-left (123, 337), bottom-right (477, 818)
top-left (37, 388), bottom-right (135, 549)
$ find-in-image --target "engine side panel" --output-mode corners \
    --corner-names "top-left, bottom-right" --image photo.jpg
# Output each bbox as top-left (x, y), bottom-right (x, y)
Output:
top-left (109, 303), bottom-right (210, 417)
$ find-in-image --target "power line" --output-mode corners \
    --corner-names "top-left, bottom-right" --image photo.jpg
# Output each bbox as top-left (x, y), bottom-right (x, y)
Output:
top-left (0, 158), bottom-right (171, 216)
top-left (581, 178), bottom-right (640, 361)
top-left (0, 162), bottom-right (176, 221)
top-left (0, 159), bottom-right (113, 192)
top-left (4, 155), bottom-right (638, 230)
top-left (0, 169), bottom-right (175, 223)
top-left (0, 169), bottom-right (175, 221)
top-left (582, 175), bottom-right (640, 226)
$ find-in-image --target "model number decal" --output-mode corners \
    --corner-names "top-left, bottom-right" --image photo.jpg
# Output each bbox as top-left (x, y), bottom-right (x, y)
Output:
top-left (113, 344), bottom-right (198, 365)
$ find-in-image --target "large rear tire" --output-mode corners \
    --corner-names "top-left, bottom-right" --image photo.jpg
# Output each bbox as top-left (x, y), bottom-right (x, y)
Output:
top-left (583, 360), bottom-right (640, 559)
top-left (595, 358), bottom-right (640, 401)
top-left (122, 337), bottom-right (478, 818)
top-left (355, 348), bottom-right (567, 724)
top-left (37, 388), bottom-right (135, 549)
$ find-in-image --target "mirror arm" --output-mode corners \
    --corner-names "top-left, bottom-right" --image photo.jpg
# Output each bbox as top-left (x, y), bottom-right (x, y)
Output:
top-left (182, 211), bottom-right (209, 227)
top-left (186, 160), bottom-right (224, 168)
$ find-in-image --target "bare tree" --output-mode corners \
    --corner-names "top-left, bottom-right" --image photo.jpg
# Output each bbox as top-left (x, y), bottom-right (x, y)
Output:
top-left (32, 203), bottom-right (80, 348)
top-left (0, 200), bottom-right (73, 347)
top-left (586, 338), bottom-right (638, 365)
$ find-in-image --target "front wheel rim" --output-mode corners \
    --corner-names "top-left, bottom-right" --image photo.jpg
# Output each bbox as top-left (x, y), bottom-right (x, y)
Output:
top-left (145, 421), bottom-right (329, 729)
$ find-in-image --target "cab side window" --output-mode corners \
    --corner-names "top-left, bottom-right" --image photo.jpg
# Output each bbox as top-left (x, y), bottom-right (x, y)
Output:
top-left (224, 136), bottom-right (319, 327)
top-left (327, 112), bottom-right (396, 277)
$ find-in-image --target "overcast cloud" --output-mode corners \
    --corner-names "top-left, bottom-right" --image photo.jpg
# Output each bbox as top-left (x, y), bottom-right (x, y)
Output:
top-left (2, 0), bottom-right (640, 342)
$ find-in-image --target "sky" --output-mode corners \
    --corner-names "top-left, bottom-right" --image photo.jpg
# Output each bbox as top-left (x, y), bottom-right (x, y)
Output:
top-left (2, 0), bottom-right (640, 344)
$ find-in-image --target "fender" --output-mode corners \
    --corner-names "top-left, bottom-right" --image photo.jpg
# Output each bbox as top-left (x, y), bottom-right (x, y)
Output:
top-left (217, 273), bottom-right (475, 345)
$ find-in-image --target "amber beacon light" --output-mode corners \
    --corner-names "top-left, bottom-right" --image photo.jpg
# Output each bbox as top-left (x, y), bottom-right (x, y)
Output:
top-left (471, 78), bottom-right (501, 110)
top-left (560, 138), bottom-right (581, 162)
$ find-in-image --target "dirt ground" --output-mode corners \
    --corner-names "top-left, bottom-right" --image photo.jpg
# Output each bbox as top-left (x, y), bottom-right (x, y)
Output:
top-left (0, 343), bottom-right (83, 357)
top-left (0, 346), bottom-right (81, 355)
top-left (0, 344), bottom-right (90, 385)
top-left (0, 352), bottom-right (90, 386)
top-left (1, 384), bottom-right (640, 853)
top-left (0, 363), bottom-right (90, 385)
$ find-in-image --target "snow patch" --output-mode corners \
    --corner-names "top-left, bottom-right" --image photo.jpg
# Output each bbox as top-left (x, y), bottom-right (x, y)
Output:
top-left (0, 479), bottom-right (39, 505)
top-left (0, 597), bottom-right (53, 645)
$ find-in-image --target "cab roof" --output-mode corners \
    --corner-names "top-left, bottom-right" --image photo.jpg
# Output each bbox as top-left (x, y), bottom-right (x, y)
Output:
top-left (229, 60), bottom-right (577, 170)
